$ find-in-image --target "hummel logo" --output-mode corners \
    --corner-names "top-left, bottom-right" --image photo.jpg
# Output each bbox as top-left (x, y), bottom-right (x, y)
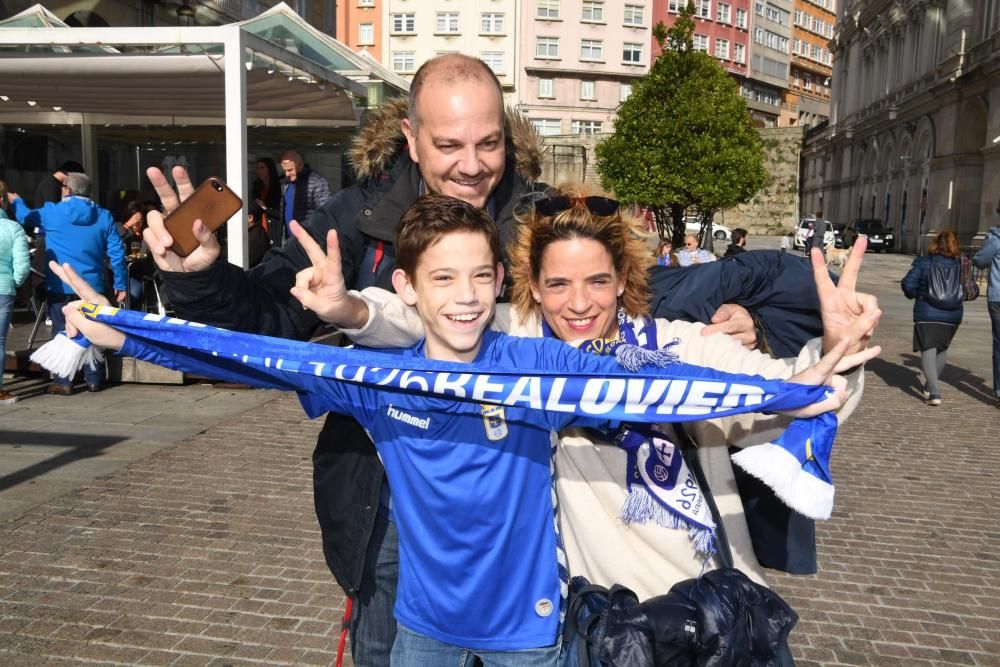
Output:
top-left (386, 405), bottom-right (431, 430)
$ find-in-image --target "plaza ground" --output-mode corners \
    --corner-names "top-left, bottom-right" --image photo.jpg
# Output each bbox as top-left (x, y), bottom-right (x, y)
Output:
top-left (1, 245), bottom-right (998, 666)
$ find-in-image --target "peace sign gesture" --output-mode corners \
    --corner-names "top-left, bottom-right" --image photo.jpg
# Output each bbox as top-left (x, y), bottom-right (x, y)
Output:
top-left (811, 237), bottom-right (881, 356)
top-left (288, 220), bottom-right (369, 329)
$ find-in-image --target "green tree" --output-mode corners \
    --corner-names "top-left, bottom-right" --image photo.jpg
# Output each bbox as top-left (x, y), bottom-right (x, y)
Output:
top-left (596, 2), bottom-right (767, 245)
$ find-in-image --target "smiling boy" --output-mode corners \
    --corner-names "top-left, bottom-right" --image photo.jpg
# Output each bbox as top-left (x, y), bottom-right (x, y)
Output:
top-left (292, 194), bottom-right (597, 665)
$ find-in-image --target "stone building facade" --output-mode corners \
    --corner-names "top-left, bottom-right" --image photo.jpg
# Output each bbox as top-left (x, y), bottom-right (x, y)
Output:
top-left (801, 0), bottom-right (1000, 252)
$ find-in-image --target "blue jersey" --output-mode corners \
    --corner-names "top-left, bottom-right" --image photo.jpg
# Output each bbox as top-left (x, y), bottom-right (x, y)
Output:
top-left (297, 330), bottom-right (605, 650)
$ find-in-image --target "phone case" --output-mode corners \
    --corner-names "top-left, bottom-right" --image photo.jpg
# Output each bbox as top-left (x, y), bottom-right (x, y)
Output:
top-left (163, 177), bottom-right (243, 257)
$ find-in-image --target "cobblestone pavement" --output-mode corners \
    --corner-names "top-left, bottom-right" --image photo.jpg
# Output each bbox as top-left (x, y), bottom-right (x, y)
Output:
top-left (1, 249), bottom-right (998, 666)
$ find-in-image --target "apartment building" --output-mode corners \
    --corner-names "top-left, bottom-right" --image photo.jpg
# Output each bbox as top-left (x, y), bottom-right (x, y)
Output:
top-left (788, 0), bottom-right (835, 126)
top-left (652, 0), bottom-right (752, 79)
top-left (652, 0), bottom-right (793, 127)
top-left (744, 0), bottom-right (793, 126)
top-left (383, 0), bottom-right (519, 102)
top-left (518, 0), bottom-right (652, 136)
top-left (336, 0), bottom-right (383, 59)
top-left (801, 0), bottom-right (1000, 251)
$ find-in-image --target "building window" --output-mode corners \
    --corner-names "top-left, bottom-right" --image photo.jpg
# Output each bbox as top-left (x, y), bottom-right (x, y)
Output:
top-left (735, 8), bottom-right (747, 28)
top-left (734, 43), bottom-right (745, 63)
top-left (693, 34), bottom-right (709, 52)
top-left (391, 13), bottom-right (415, 34)
top-left (668, 0), bottom-right (683, 12)
top-left (531, 118), bottom-right (562, 136)
top-left (358, 23), bottom-right (374, 45)
top-left (536, 36), bottom-right (560, 58)
top-left (539, 78), bottom-right (554, 98)
top-left (715, 38), bottom-right (729, 59)
top-left (580, 39), bottom-right (604, 61)
top-left (753, 28), bottom-right (763, 44)
top-left (624, 4), bottom-right (643, 26)
top-left (481, 13), bottom-right (504, 34)
top-left (580, 80), bottom-right (595, 100)
top-left (623, 42), bottom-right (643, 64)
top-left (754, 1), bottom-right (763, 16)
top-left (392, 51), bottom-right (415, 72)
top-left (538, 0), bottom-right (560, 19)
top-left (480, 52), bottom-right (504, 74)
top-left (620, 82), bottom-right (632, 102)
top-left (582, 0), bottom-right (604, 22)
top-left (358, 0), bottom-right (374, 6)
top-left (717, 2), bottom-right (731, 23)
top-left (695, 0), bottom-right (712, 19)
top-left (572, 120), bottom-right (602, 135)
top-left (804, 73), bottom-right (813, 90)
top-left (436, 12), bottom-right (460, 34)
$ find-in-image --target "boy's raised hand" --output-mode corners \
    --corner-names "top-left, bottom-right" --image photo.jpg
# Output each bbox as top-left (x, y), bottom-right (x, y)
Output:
top-left (811, 238), bottom-right (881, 356)
top-left (48, 261), bottom-right (126, 351)
top-left (288, 221), bottom-right (369, 329)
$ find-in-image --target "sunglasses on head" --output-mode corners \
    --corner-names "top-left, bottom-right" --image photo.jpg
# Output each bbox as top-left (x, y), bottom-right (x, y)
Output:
top-left (534, 195), bottom-right (620, 218)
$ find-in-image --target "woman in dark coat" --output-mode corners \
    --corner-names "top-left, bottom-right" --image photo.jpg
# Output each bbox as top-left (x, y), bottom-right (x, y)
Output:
top-left (251, 157), bottom-right (281, 242)
top-left (901, 229), bottom-right (964, 406)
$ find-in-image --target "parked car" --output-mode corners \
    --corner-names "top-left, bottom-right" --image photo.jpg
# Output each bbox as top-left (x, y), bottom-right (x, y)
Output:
top-left (794, 218), bottom-right (835, 250)
top-left (831, 222), bottom-right (847, 248)
top-left (843, 219), bottom-right (895, 253)
top-left (684, 218), bottom-right (732, 241)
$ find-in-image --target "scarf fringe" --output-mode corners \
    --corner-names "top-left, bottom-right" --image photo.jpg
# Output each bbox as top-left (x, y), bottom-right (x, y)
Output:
top-left (621, 486), bottom-right (716, 555)
top-left (30, 333), bottom-right (103, 379)
top-left (731, 443), bottom-right (835, 520)
top-left (614, 342), bottom-right (680, 372)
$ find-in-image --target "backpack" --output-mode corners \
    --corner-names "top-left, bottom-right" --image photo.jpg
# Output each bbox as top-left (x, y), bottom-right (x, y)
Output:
top-left (960, 254), bottom-right (980, 301)
top-left (926, 257), bottom-right (963, 310)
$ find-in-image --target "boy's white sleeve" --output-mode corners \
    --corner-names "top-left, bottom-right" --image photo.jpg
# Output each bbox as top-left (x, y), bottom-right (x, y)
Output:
top-left (337, 288), bottom-right (424, 347)
top-left (338, 289), bottom-right (514, 347)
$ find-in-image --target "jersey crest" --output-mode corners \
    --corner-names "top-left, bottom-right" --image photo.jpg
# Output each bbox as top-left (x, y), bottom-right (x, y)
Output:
top-left (480, 404), bottom-right (508, 441)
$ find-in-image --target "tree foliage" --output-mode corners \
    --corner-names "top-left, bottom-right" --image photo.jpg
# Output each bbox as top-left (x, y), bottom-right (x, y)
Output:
top-left (596, 2), bottom-right (767, 242)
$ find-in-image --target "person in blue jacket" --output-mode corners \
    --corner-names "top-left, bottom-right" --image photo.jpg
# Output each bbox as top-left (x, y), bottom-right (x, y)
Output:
top-left (138, 54), bottom-right (836, 664)
top-left (901, 229), bottom-right (964, 406)
top-left (8, 172), bottom-right (127, 394)
top-left (974, 216), bottom-right (1000, 407)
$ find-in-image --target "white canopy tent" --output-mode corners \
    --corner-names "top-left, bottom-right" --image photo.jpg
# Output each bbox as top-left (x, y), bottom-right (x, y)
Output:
top-left (0, 4), bottom-right (408, 267)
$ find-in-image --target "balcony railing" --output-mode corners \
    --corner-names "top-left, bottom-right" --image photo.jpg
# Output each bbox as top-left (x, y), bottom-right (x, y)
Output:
top-left (205, 0), bottom-right (260, 21)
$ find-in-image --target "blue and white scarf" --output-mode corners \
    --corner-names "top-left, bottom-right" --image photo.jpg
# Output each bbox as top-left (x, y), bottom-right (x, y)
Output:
top-left (551, 311), bottom-right (719, 553)
top-left (34, 304), bottom-right (839, 518)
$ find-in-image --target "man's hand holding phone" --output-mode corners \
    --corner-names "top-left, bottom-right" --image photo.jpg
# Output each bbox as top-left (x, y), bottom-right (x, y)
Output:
top-left (143, 166), bottom-right (222, 273)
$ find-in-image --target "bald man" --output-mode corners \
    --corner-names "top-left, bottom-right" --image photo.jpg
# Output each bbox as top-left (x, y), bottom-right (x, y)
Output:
top-left (276, 149), bottom-right (331, 245)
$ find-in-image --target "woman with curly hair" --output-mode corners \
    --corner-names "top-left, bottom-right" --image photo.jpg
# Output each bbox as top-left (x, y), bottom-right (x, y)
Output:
top-left (329, 183), bottom-right (879, 598)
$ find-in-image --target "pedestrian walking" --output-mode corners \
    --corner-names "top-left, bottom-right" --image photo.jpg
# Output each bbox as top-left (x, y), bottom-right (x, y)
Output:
top-left (973, 207), bottom-right (1000, 408)
top-left (901, 229), bottom-right (964, 406)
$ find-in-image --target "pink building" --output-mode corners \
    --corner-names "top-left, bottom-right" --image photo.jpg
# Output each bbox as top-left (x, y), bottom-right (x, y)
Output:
top-left (517, 0), bottom-right (652, 137)
top-left (651, 0), bottom-right (751, 79)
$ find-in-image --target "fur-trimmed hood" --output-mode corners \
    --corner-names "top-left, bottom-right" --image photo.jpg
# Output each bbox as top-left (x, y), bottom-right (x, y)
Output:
top-left (348, 97), bottom-right (544, 183)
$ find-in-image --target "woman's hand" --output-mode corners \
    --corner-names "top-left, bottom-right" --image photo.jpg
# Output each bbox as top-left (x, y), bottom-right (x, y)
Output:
top-left (142, 166), bottom-right (221, 273)
top-left (782, 338), bottom-right (881, 417)
top-left (48, 261), bottom-right (126, 351)
top-left (812, 238), bottom-right (881, 356)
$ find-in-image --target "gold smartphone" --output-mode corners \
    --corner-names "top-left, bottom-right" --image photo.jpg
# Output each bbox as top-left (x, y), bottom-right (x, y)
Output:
top-left (163, 177), bottom-right (243, 257)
